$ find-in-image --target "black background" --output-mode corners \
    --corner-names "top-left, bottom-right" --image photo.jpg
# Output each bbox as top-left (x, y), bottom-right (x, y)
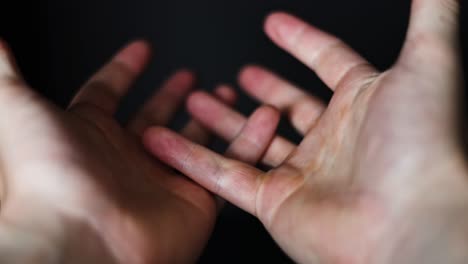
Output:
top-left (0, 1), bottom-right (466, 263)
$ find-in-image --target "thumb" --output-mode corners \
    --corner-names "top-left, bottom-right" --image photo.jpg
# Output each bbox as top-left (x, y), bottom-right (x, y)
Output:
top-left (0, 40), bottom-right (36, 111)
top-left (402, 0), bottom-right (460, 65)
top-left (407, 0), bottom-right (459, 43)
top-left (399, 0), bottom-right (464, 135)
top-left (398, 0), bottom-right (463, 88)
top-left (0, 40), bottom-right (22, 80)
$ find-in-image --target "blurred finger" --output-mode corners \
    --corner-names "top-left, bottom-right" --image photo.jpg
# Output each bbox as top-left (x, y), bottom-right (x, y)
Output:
top-left (181, 85), bottom-right (237, 144)
top-left (0, 40), bottom-right (37, 122)
top-left (214, 105), bottom-right (281, 210)
top-left (187, 91), bottom-right (296, 166)
top-left (144, 127), bottom-right (264, 216)
top-left (128, 70), bottom-right (195, 135)
top-left (69, 41), bottom-right (151, 114)
top-left (239, 65), bottom-right (325, 134)
top-left (225, 105), bottom-right (280, 164)
top-left (0, 40), bottom-right (21, 79)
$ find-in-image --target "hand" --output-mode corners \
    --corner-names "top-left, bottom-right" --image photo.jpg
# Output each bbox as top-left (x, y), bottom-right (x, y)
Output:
top-left (0, 40), bottom-right (279, 263)
top-left (145, 1), bottom-right (468, 263)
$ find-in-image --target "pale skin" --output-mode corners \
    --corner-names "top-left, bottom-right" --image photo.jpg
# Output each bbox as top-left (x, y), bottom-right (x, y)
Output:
top-left (0, 41), bottom-right (281, 263)
top-left (146, 0), bottom-right (468, 263)
top-left (0, 0), bottom-right (467, 263)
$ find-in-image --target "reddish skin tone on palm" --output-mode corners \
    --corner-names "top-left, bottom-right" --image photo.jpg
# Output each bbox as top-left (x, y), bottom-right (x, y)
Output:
top-left (0, 41), bottom-right (280, 263)
top-left (146, 1), bottom-right (468, 263)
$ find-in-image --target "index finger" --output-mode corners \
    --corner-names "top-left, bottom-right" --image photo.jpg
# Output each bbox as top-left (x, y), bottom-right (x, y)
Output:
top-left (69, 41), bottom-right (151, 114)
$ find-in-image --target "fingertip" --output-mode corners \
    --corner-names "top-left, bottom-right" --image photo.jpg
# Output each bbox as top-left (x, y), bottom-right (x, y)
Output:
top-left (214, 84), bottom-right (237, 104)
top-left (167, 69), bottom-right (197, 93)
top-left (0, 38), bottom-right (8, 52)
top-left (239, 64), bottom-right (262, 84)
top-left (187, 91), bottom-right (210, 113)
top-left (143, 127), bottom-right (187, 162)
top-left (238, 65), bottom-right (272, 94)
top-left (264, 11), bottom-right (279, 30)
top-left (252, 105), bottom-right (281, 127)
top-left (115, 40), bottom-right (152, 74)
top-left (239, 63), bottom-right (262, 76)
top-left (0, 38), bottom-right (15, 55)
top-left (174, 68), bottom-right (196, 82)
top-left (0, 39), bottom-right (22, 79)
top-left (264, 11), bottom-right (289, 36)
top-left (264, 11), bottom-right (292, 25)
top-left (264, 12), bottom-right (304, 47)
top-left (214, 84), bottom-right (234, 96)
top-left (143, 126), bottom-right (171, 148)
top-left (129, 39), bottom-right (152, 53)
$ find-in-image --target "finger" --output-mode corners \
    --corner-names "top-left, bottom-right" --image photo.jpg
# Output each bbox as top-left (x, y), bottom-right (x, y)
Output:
top-left (128, 70), bottom-right (195, 135)
top-left (143, 127), bottom-right (263, 216)
top-left (0, 40), bottom-right (35, 111)
top-left (69, 41), bottom-right (151, 114)
top-left (401, 0), bottom-right (460, 68)
top-left (215, 105), bottom-right (280, 210)
top-left (187, 91), bottom-right (296, 166)
top-left (407, 0), bottom-right (459, 44)
top-left (239, 65), bottom-right (325, 134)
top-left (225, 105), bottom-right (280, 165)
top-left (181, 85), bottom-right (237, 144)
top-left (264, 12), bottom-right (378, 91)
top-left (0, 40), bottom-right (21, 80)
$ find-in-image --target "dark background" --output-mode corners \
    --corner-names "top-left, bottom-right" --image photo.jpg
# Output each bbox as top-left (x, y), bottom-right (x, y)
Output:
top-left (1, 1), bottom-right (466, 263)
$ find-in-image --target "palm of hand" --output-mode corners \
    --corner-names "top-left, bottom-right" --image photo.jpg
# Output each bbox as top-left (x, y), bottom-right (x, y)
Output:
top-left (262, 52), bottom-right (465, 264)
top-left (149, 2), bottom-right (468, 263)
top-left (0, 42), bottom-right (224, 263)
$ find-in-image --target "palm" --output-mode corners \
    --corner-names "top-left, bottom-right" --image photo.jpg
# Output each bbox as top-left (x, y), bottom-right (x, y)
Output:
top-left (7, 97), bottom-right (215, 263)
top-left (0, 41), bottom-right (239, 263)
top-left (149, 2), bottom-right (467, 263)
top-left (260, 62), bottom-right (464, 263)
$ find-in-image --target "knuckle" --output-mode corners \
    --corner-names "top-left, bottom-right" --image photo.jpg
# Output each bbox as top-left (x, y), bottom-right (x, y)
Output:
top-left (312, 40), bottom-right (346, 68)
top-left (211, 158), bottom-right (226, 194)
top-left (335, 63), bottom-right (376, 92)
